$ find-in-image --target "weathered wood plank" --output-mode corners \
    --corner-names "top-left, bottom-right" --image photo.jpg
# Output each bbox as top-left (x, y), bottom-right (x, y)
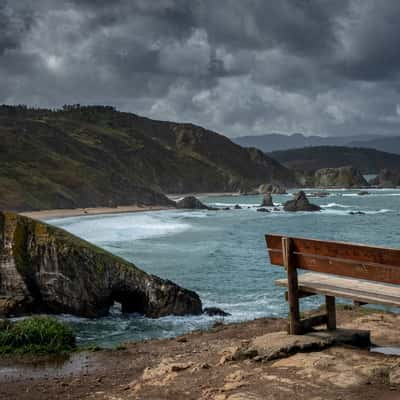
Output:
top-left (283, 237), bottom-right (302, 335)
top-left (265, 234), bottom-right (400, 284)
top-left (284, 290), bottom-right (316, 301)
top-left (326, 296), bottom-right (336, 330)
top-left (276, 272), bottom-right (400, 308)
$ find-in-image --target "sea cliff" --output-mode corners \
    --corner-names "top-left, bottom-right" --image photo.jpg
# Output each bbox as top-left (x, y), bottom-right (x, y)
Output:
top-left (0, 211), bottom-right (202, 318)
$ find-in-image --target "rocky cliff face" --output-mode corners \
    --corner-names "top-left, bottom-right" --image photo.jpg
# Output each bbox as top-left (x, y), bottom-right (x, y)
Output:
top-left (313, 166), bottom-right (368, 188)
top-left (0, 212), bottom-right (202, 318)
top-left (371, 169), bottom-right (400, 187)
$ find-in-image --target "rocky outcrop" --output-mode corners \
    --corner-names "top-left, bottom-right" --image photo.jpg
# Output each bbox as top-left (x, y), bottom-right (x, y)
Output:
top-left (258, 184), bottom-right (287, 194)
top-left (313, 166), bottom-right (368, 188)
top-left (371, 169), bottom-right (400, 187)
top-left (260, 194), bottom-right (274, 207)
top-left (203, 307), bottom-right (231, 317)
top-left (0, 212), bottom-right (202, 318)
top-left (176, 196), bottom-right (211, 210)
top-left (283, 191), bottom-right (321, 212)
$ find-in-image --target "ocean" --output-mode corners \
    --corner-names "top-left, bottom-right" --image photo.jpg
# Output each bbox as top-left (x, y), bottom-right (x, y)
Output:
top-left (48, 189), bottom-right (400, 347)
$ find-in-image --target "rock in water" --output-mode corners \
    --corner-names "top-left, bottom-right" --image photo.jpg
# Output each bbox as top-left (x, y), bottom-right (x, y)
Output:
top-left (256, 208), bottom-right (270, 213)
top-left (203, 307), bottom-right (231, 317)
top-left (0, 212), bottom-right (202, 318)
top-left (283, 191), bottom-right (321, 212)
top-left (176, 196), bottom-right (210, 210)
top-left (260, 193), bottom-right (274, 207)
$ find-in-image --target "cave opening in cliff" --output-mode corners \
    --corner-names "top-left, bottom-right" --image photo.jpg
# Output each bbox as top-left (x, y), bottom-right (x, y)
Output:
top-left (111, 289), bottom-right (148, 314)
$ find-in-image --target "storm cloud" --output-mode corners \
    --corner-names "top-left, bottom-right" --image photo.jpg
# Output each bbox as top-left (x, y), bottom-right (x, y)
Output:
top-left (1, 0), bottom-right (400, 137)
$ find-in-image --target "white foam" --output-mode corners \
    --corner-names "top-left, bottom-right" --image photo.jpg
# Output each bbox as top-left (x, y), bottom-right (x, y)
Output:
top-left (321, 203), bottom-right (351, 208)
top-left (343, 192), bottom-right (400, 197)
top-left (50, 213), bottom-right (192, 243)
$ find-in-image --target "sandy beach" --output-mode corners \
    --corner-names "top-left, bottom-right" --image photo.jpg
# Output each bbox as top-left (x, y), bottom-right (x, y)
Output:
top-left (20, 205), bottom-right (174, 220)
top-left (19, 192), bottom-right (240, 220)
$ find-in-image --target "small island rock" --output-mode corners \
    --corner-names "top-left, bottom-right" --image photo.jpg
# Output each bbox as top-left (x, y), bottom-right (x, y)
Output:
top-left (176, 196), bottom-right (211, 210)
top-left (260, 193), bottom-right (274, 207)
top-left (203, 307), bottom-right (231, 317)
top-left (283, 191), bottom-right (321, 212)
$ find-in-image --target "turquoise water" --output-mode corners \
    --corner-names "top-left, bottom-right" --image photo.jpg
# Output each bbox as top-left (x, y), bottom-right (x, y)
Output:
top-left (49, 189), bottom-right (400, 347)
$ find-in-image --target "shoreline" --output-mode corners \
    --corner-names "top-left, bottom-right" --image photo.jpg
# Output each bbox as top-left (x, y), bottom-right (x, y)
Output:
top-left (18, 192), bottom-right (240, 220)
top-left (20, 205), bottom-right (175, 220)
top-left (17, 187), bottom-right (400, 220)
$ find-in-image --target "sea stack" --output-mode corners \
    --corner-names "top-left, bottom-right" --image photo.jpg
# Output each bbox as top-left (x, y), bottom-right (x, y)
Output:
top-left (260, 193), bottom-right (274, 207)
top-left (283, 191), bottom-right (321, 212)
top-left (176, 196), bottom-right (211, 210)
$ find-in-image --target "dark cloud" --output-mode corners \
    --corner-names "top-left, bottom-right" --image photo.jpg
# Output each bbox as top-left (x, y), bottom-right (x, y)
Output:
top-left (1, 0), bottom-right (400, 137)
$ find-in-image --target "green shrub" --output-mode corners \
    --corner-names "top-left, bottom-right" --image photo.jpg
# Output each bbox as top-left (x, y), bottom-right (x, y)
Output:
top-left (0, 316), bottom-right (76, 354)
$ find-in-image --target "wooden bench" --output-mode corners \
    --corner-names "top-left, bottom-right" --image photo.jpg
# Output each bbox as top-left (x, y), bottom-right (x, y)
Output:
top-left (265, 234), bottom-right (400, 335)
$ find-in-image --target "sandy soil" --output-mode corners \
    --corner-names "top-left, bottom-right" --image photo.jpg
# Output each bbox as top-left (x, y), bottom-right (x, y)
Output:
top-left (19, 205), bottom-right (175, 220)
top-left (1, 308), bottom-right (400, 400)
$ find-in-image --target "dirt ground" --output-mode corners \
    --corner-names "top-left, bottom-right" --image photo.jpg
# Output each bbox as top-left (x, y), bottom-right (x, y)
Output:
top-left (1, 308), bottom-right (400, 400)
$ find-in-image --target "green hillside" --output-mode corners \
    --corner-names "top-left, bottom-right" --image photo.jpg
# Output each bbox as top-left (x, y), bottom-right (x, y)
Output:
top-left (0, 105), bottom-right (295, 211)
top-left (269, 146), bottom-right (400, 173)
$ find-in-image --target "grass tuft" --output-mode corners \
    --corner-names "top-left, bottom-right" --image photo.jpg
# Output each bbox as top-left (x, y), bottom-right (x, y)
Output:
top-left (0, 316), bottom-right (76, 354)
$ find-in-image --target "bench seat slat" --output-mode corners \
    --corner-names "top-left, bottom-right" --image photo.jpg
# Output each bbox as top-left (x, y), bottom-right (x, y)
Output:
top-left (266, 234), bottom-right (400, 284)
top-left (275, 272), bottom-right (400, 308)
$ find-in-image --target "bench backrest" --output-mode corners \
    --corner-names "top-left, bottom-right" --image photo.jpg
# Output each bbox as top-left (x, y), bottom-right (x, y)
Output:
top-left (265, 234), bottom-right (400, 285)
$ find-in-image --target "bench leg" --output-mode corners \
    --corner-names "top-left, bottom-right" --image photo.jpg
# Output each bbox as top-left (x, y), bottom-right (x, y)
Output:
top-left (326, 296), bottom-right (336, 330)
top-left (283, 237), bottom-right (302, 335)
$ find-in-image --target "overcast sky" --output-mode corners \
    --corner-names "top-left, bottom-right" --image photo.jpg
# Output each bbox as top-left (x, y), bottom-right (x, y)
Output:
top-left (1, 0), bottom-right (400, 137)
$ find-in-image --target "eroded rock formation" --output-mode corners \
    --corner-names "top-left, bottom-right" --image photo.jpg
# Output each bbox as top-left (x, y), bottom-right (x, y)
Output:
top-left (175, 196), bottom-right (212, 210)
top-left (371, 169), bottom-right (400, 187)
top-left (258, 184), bottom-right (287, 194)
top-left (0, 212), bottom-right (202, 318)
top-left (313, 166), bottom-right (368, 188)
top-left (283, 191), bottom-right (321, 212)
top-left (260, 193), bottom-right (274, 207)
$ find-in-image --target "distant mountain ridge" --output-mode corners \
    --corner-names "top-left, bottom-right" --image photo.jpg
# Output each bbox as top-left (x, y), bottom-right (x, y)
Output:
top-left (233, 133), bottom-right (400, 154)
top-left (0, 105), bottom-right (295, 211)
top-left (268, 146), bottom-right (400, 174)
